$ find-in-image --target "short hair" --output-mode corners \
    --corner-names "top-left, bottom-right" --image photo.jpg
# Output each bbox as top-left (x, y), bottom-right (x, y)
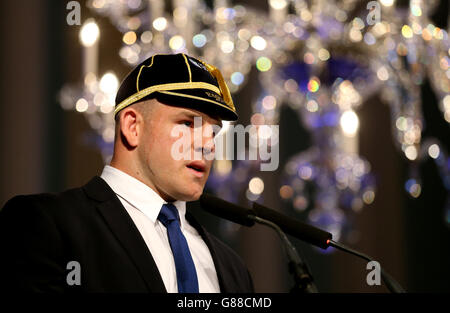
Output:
top-left (113, 99), bottom-right (156, 143)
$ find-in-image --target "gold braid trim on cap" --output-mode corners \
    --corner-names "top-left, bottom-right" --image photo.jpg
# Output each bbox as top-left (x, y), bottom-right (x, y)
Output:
top-left (114, 81), bottom-right (221, 115)
top-left (157, 90), bottom-right (237, 113)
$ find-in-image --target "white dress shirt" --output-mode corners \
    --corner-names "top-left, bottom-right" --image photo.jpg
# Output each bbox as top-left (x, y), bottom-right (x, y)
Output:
top-left (100, 165), bottom-right (220, 293)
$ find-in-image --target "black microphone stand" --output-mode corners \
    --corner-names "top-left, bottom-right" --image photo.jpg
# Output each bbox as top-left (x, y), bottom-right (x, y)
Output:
top-left (248, 215), bottom-right (318, 293)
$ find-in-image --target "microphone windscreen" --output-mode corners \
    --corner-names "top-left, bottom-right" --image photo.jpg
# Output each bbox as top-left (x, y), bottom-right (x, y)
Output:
top-left (199, 193), bottom-right (255, 227)
top-left (253, 202), bottom-right (331, 249)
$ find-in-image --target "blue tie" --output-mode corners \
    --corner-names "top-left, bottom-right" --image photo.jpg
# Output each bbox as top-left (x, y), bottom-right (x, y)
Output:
top-left (157, 203), bottom-right (199, 293)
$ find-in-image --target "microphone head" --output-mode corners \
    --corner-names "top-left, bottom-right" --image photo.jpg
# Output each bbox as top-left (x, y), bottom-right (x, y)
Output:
top-left (199, 193), bottom-right (255, 227)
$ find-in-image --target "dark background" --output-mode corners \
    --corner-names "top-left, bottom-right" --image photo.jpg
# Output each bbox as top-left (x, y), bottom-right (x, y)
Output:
top-left (0, 0), bottom-right (449, 292)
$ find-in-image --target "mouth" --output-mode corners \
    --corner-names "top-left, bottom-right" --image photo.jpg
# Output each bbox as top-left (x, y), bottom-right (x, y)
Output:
top-left (186, 161), bottom-right (206, 177)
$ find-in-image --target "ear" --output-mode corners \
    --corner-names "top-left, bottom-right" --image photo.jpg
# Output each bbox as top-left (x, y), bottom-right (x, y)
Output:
top-left (119, 108), bottom-right (143, 148)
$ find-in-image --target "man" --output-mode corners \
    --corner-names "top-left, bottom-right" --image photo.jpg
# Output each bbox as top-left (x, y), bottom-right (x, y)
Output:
top-left (0, 53), bottom-right (254, 293)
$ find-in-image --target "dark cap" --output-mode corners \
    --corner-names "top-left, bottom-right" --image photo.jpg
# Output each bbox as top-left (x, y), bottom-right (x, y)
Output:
top-left (115, 53), bottom-right (238, 121)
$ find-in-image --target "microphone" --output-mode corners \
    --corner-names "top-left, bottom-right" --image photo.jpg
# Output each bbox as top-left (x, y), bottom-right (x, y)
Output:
top-left (199, 193), bottom-right (318, 293)
top-left (199, 193), bottom-right (255, 227)
top-left (199, 194), bottom-right (406, 293)
top-left (252, 202), bottom-right (332, 250)
top-left (199, 193), bottom-right (331, 249)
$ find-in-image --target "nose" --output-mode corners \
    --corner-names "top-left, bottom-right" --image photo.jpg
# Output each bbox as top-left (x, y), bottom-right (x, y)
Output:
top-left (193, 122), bottom-right (216, 157)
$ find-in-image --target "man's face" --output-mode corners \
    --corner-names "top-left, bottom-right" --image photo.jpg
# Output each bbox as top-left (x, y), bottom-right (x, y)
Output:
top-left (136, 101), bottom-right (221, 202)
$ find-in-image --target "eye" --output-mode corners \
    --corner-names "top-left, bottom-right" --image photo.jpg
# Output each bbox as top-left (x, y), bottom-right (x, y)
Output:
top-left (181, 120), bottom-right (193, 127)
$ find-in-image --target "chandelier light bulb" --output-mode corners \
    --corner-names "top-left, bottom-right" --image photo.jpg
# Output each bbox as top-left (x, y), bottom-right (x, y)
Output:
top-left (153, 17), bottom-right (168, 31)
top-left (79, 19), bottom-right (100, 47)
top-left (380, 0), bottom-right (395, 7)
top-left (269, 0), bottom-right (288, 10)
top-left (250, 36), bottom-right (267, 51)
top-left (99, 72), bottom-right (119, 94)
top-left (340, 110), bottom-right (359, 137)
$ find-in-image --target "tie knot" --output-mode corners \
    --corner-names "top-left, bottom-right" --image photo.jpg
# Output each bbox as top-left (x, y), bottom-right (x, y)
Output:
top-left (158, 203), bottom-right (180, 227)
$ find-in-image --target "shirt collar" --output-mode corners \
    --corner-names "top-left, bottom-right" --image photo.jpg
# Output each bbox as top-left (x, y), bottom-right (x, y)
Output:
top-left (100, 165), bottom-right (187, 226)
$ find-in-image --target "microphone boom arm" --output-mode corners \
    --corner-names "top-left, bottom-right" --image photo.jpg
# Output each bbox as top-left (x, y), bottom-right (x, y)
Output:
top-left (328, 240), bottom-right (405, 293)
top-left (199, 194), bottom-right (405, 293)
top-left (249, 215), bottom-right (318, 293)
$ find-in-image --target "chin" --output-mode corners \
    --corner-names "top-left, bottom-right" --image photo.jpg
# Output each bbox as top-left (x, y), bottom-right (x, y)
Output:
top-left (178, 188), bottom-right (204, 202)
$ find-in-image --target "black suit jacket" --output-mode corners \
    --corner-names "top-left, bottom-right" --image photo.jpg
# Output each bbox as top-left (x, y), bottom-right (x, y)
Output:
top-left (0, 176), bottom-right (253, 293)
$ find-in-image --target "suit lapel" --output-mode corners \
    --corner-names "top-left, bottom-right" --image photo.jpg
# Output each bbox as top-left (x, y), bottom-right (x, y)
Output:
top-left (83, 176), bottom-right (166, 293)
top-left (185, 210), bottom-right (234, 293)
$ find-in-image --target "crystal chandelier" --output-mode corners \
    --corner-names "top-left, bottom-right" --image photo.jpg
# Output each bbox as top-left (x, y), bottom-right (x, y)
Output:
top-left (59, 0), bottom-right (450, 243)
